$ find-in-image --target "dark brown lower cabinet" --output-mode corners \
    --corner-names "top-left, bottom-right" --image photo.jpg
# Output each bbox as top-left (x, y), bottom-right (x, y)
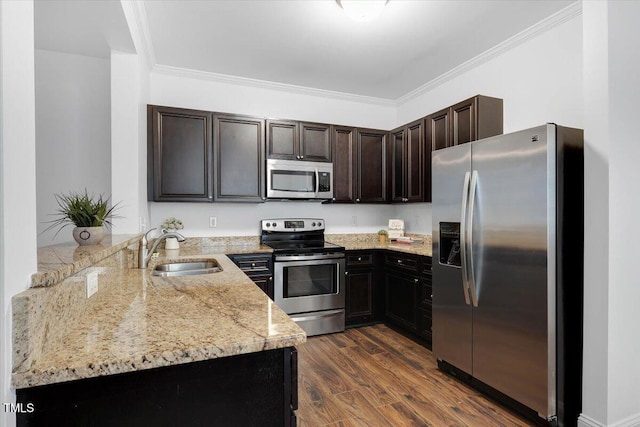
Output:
top-left (383, 252), bottom-right (432, 348)
top-left (16, 347), bottom-right (298, 427)
top-left (228, 253), bottom-right (274, 299)
top-left (384, 268), bottom-right (419, 332)
top-left (345, 251), bottom-right (378, 326)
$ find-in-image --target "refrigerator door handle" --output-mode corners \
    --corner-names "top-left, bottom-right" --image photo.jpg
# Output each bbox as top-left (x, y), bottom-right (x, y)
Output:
top-left (468, 170), bottom-right (479, 307)
top-left (460, 171), bottom-right (471, 305)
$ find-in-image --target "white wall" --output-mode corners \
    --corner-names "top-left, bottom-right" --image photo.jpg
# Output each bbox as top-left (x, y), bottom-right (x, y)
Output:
top-left (0, 2), bottom-right (38, 426)
top-left (606, 1), bottom-right (640, 421)
top-left (35, 49), bottom-right (111, 246)
top-left (581, 2), bottom-right (609, 424)
top-left (581, 2), bottom-right (640, 426)
top-left (396, 12), bottom-right (583, 133)
top-left (111, 51), bottom-right (146, 234)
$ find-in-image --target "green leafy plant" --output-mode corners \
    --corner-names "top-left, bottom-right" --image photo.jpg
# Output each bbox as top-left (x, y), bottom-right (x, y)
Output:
top-left (377, 229), bottom-right (388, 236)
top-left (44, 190), bottom-right (121, 237)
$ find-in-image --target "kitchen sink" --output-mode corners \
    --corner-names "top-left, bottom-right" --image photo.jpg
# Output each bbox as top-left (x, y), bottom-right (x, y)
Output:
top-left (152, 260), bottom-right (223, 277)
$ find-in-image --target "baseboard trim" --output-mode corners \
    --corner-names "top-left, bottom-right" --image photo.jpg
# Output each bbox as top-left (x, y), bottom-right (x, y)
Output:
top-left (579, 412), bottom-right (640, 427)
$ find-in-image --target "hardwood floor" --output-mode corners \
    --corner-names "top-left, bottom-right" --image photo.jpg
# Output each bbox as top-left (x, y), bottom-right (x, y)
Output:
top-left (296, 324), bottom-right (536, 427)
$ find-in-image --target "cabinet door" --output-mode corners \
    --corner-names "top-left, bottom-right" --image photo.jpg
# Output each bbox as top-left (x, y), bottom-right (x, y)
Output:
top-left (213, 114), bottom-right (265, 202)
top-left (346, 269), bottom-right (375, 325)
top-left (300, 122), bottom-right (331, 162)
top-left (148, 106), bottom-right (213, 202)
top-left (356, 129), bottom-right (388, 203)
top-left (450, 97), bottom-right (477, 146)
top-left (385, 269), bottom-right (418, 332)
top-left (267, 119), bottom-right (298, 160)
top-left (390, 127), bottom-right (406, 203)
top-left (406, 119), bottom-right (425, 202)
top-left (332, 126), bottom-right (357, 203)
top-left (426, 108), bottom-right (450, 151)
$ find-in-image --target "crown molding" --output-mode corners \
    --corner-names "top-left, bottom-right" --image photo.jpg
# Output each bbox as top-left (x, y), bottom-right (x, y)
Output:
top-left (151, 64), bottom-right (396, 106)
top-left (143, 1), bottom-right (580, 108)
top-left (121, 0), bottom-right (156, 68)
top-left (396, 1), bottom-right (582, 105)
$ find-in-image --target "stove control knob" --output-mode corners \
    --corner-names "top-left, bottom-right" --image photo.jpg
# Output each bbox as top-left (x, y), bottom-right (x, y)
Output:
top-left (311, 222), bottom-right (316, 227)
top-left (272, 223), bottom-right (277, 228)
top-left (318, 222), bottom-right (322, 227)
top-left (265, 223), bottom-right (270, 227)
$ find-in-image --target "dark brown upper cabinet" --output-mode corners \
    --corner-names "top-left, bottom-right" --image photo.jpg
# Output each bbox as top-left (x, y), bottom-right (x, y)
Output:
top-left (427, 95), bottom-right (503, 152)
top-left (356, 128), bottom-right (389, 203)
top-left (425, 95), bottom-right (503, 202)
top-left (300, 122), bottom-right (331, 162)
top-left (148, 105), bottom-right (213, 202)
top-left (266, 119), bottom-right (298, 160)
top-left (390, 119), bottom-right (425, 203)
top-left (332, 126), bottom-right (357, 203)
top-left (213, 114), bottom-right (266, 202)
top-left (267, 119), bottom-right (331, 162)
top-left (333, 126), bottom-right (388, 204)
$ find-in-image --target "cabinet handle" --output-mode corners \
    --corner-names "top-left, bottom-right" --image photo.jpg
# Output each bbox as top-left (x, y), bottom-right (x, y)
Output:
top-left (431, 294), bottom-right (433, 298)
top-left (251, 262), bottom-right (256, 268)
top-left (356, 198), bottom-right (360, 202)
top-left (414, 278), bottom-right (419, 283)
top-left (332, 197), bottom-right (336, 201)
top-left (358, 257), bottom-right (362, 261)
top-left (296, 155), bottom-right (300, 160)
top-left (345, 271), bottom-right (349, 276)
top-left (397, 260), bottom-right (402, 264)
top-left (300, 155), bottom-right (304, 159)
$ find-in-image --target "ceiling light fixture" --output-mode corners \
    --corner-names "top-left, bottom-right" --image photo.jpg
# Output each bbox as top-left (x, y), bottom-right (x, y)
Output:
top-left (337, 0), bottom-right (389, 22)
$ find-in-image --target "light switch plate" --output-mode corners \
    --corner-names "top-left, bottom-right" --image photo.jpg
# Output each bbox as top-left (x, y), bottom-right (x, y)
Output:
top-left (209, 217), bottom-right (217, 228)
top-left (86, 271), bottom-right (99, 298)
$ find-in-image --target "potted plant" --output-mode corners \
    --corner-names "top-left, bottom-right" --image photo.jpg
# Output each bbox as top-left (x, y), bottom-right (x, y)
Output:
top-left (378, 229), bottom-right (388, 244)
top-left (44, 190), bottom-right (120, 246)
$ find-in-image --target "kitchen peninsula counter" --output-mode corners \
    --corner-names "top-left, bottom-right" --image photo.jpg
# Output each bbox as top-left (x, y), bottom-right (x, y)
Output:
top-left (12, 239), bottom-right (303, 390)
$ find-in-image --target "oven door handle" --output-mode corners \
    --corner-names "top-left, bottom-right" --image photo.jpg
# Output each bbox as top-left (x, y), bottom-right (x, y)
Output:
top-left (274, 253), bottom-right (345, 262)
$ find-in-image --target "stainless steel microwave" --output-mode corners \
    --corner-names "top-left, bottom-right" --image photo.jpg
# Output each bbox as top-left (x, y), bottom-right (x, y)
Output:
top-left (266, 159), bottom-right (333, 200)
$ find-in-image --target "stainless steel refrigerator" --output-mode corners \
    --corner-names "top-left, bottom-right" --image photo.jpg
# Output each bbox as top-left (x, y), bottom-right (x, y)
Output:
top-left (432, 124), bottom-right (583, 427)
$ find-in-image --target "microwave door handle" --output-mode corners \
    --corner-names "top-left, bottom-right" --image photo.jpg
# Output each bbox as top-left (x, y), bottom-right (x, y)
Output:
top-left (315, 168), bottom-right (320, 196)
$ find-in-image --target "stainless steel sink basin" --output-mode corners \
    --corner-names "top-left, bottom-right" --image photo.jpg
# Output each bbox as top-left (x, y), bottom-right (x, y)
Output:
top-left (152, 260), bottom-right (223, 277)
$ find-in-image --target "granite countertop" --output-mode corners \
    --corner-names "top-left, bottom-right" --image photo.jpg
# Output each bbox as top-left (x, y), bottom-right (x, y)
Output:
top-left (13, 249), bottom-right (303, 390)
top-left (13, 232), bottom-right (429, 390)
top-left (326, 233), bottom-right (432, 257)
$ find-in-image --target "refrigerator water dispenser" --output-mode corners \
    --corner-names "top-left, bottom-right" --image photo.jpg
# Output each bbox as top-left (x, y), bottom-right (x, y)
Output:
top-left (439, 222), bottom-right (461, 267)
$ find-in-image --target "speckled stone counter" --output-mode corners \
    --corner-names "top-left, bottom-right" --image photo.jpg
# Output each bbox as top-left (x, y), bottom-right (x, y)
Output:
top-left (14, 232), bottom-right (432, 389)
top-left (31, 234), bottom-right (142, 288)
top-left (326, 233), bottom-right (432, 257)
top-left (12, 254), bottom-right (304, 389)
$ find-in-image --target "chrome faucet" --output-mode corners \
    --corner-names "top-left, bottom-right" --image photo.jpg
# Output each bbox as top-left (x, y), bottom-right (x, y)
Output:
top-left (138, 228), bottom-right (186, 268)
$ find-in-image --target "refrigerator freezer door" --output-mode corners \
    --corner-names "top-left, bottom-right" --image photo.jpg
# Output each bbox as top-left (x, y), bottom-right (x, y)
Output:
top-left (432, 144), bottom-right (473, 374)
top-left (469, 124), bottom-right (556, 418)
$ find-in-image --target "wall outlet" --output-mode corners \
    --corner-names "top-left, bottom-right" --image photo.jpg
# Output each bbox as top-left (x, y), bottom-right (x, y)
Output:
top-left (209, 217), bottom-right (217, 228)
top-left (86, 271), bottom-right (99, 298)
top-left (351, 216), bottom-right (357, 226)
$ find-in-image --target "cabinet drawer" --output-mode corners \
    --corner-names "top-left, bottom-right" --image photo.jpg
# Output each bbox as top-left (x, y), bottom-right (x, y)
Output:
top-left (385, 253), bottom-right (418, 273)
top-left (346, 252), bottom-right (374, 267)
top-left (236, 259), bottom-right (270, 273)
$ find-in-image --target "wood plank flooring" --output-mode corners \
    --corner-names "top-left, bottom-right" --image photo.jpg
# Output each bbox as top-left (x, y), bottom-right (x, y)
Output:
top-left (296, 324), bottom-right (536, 427)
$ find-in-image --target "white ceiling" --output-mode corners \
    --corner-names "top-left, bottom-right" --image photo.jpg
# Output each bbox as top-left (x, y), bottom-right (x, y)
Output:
top-left (35, 0), bottom-right (575, 100)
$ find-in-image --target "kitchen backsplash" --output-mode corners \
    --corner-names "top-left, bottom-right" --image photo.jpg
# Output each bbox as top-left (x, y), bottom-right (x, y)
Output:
top-left (148, 202), bottom-right (432, 237)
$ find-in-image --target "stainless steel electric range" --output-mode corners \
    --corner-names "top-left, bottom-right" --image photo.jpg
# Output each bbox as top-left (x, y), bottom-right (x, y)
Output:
top-left (260, 218), bottom-right (345, 336)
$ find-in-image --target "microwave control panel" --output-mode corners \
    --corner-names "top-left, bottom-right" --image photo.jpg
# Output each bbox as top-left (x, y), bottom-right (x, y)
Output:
top-left (318, 172), bottom-right (331, 192)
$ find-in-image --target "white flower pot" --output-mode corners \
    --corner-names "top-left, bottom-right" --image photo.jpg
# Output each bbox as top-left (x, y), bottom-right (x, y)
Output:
top-left (72, 226), bottom-right (105, 246)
